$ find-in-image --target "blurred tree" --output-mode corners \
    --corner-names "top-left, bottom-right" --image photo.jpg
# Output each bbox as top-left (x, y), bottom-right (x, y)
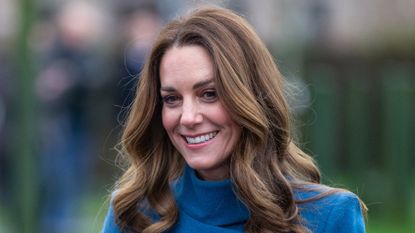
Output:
top-left (12, 0), bottom-right (39, 232)
top-left (306, 64), bottom-right (339, 177)
top-left (380, 63), bottom-right (413, 221)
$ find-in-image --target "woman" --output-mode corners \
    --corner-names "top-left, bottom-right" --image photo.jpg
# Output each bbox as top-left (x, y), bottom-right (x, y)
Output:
top-left (102, 6), bottom-right (367, 233)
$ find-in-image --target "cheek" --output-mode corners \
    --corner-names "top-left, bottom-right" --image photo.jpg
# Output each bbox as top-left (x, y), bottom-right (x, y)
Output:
top-left (161, 107), bottom-right (175, 132)
top-left (211, 105), bottom-right (236, 127)
top-left (215, 107), bottom-right (241, 139)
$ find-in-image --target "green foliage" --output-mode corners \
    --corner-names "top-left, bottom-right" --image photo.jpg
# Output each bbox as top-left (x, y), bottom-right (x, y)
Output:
top-left (302, 56), bottom-right (415, 230)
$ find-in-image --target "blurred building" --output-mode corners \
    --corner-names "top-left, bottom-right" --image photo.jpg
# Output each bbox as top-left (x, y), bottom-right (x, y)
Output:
top-left (240, 0), bottom-right (415, 52)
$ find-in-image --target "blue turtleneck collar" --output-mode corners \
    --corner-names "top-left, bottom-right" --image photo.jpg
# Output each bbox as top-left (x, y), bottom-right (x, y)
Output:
top-left (173, 166), bottom-right (250, 230)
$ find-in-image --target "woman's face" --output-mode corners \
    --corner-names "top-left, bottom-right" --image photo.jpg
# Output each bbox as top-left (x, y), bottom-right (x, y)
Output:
top-left (160, 45), bottom-right (241, 181)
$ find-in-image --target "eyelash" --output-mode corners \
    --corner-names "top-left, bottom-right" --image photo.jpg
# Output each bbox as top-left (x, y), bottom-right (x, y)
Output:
top-left (201, 89), bottom-right (217, 102)
top-left (161, 89), bottom-right (218, 106)
top-left (162, 95), bottom-right (180, 105)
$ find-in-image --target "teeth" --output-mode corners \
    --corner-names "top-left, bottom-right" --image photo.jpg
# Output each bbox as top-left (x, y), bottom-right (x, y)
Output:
top-left (185, 131), bottom-right (217, 144)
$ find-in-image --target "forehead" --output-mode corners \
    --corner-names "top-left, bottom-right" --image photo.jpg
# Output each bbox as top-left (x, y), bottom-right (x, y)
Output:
top-left (159, 45), bottom-right (214, 85)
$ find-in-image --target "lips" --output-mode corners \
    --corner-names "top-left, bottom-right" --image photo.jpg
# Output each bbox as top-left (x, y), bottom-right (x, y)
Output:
top-left (183, 131), bottom-right (218, 144)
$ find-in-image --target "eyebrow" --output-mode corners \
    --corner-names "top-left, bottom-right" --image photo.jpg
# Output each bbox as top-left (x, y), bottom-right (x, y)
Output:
top-left (160, 79), bottom-right (214, 92)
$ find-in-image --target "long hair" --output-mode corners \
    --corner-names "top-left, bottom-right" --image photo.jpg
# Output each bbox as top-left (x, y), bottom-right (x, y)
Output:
top-left (112, 6), bottom-right (361, 233)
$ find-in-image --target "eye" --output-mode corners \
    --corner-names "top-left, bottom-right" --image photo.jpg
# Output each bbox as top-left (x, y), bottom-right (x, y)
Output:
top-left (162, 95), bottom-right (181, 106)
top-left (201, 89), bottom-right (217, 102)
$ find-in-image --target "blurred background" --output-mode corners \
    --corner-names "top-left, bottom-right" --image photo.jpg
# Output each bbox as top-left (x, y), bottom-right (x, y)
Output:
top-left (0, 0), bottom-right (414, 232)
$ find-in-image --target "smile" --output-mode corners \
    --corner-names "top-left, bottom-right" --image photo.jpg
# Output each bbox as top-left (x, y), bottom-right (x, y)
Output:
top-left (184, 131), bottom-right (218, 144)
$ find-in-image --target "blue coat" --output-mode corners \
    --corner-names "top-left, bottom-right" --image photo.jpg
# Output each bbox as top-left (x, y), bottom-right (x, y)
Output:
top-left (102, 166), bottom-right (365, 233)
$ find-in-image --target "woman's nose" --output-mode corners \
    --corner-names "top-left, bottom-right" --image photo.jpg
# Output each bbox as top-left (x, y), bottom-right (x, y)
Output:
top-left (180, 100), bottom-right (203, 128)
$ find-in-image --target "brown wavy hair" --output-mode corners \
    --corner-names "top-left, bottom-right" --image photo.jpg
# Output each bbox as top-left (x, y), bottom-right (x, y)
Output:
top-left (112, 6), bottom-right (365, 233)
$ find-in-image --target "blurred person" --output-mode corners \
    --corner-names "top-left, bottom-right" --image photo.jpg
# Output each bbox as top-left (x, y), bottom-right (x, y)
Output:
top-left (0, 0), bottom-right (17, 212)
top-left (102, 7), bottom-right (367, 233)
top-left (0, 49), bottom-right (13, 204)
top-left (115, 6), bottom-right (162, 110)
top-left (34, 1), bottom-right (111, 232)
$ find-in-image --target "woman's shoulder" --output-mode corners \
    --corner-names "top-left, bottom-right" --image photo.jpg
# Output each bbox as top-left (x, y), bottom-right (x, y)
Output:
top-left (294, 183), bottom-right (358, 202)
top-left (294, 184), bottom-right (366, 233)
top-left (101, 202), bottom-right (121, 233)
top-left (101, 194), bottom-right (161, 233)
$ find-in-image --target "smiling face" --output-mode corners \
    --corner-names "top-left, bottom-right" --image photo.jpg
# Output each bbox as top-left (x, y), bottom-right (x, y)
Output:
top-left (160, 45), bottom-right (241, 181)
